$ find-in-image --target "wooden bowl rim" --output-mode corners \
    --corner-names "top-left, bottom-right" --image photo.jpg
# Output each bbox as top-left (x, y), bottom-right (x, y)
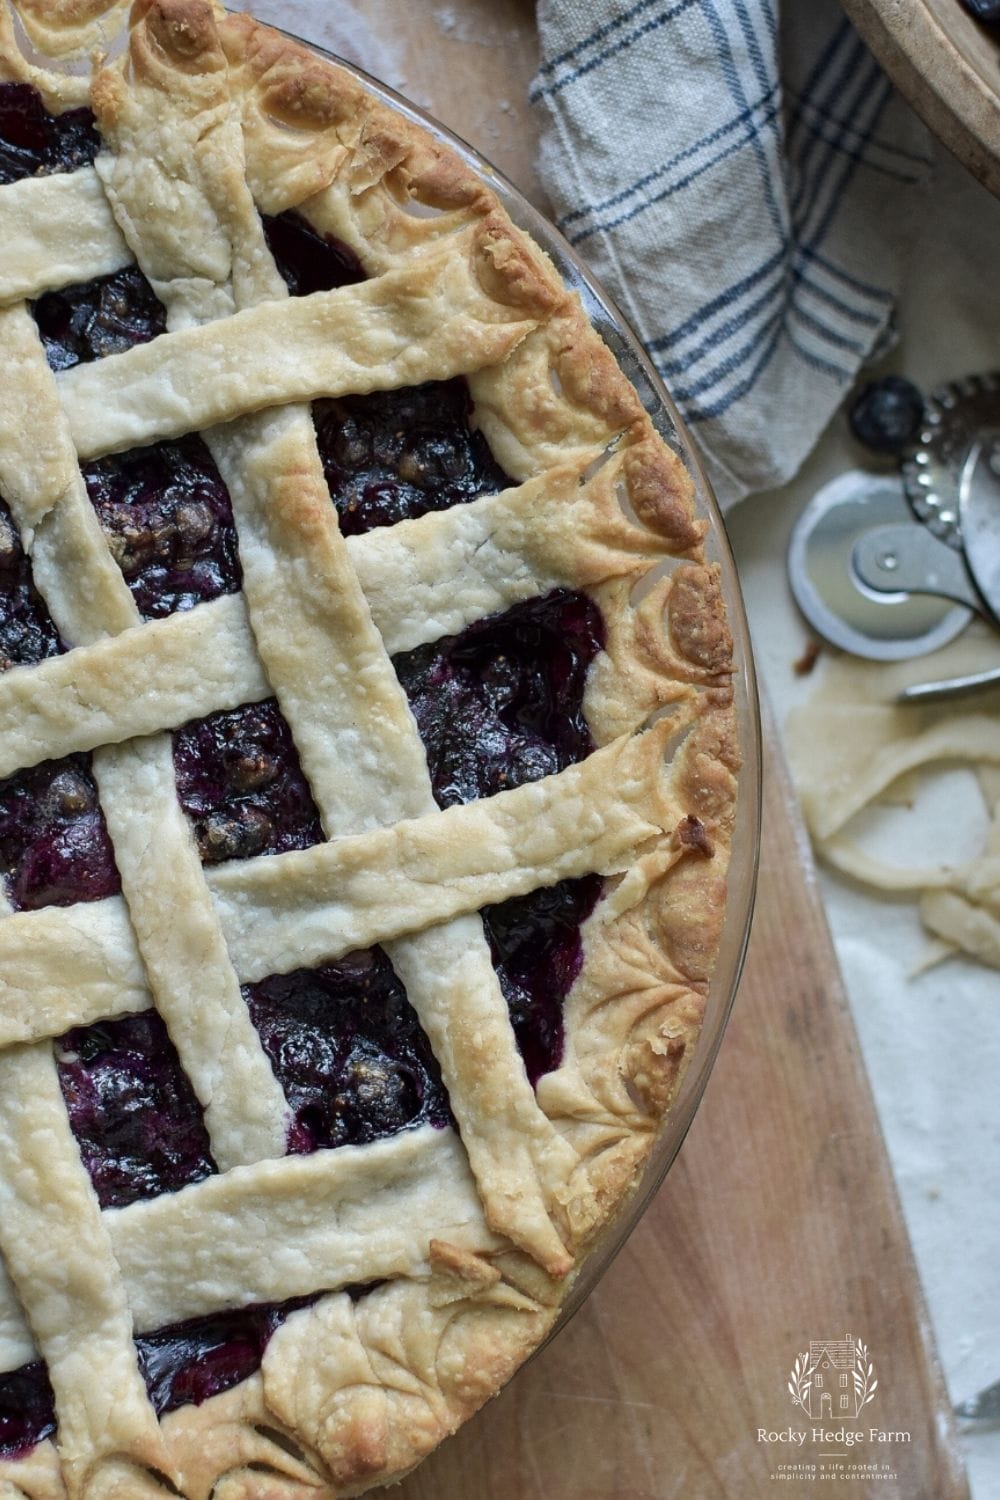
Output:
top-left (842, 0), bottom-right (1000, 196)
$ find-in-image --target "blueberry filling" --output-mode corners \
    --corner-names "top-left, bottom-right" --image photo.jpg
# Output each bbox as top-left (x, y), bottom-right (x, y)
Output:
top-left (266, 211), bottom-right (509, 537)
top-left (244, 952), bottom-right (450, 1154)
top-left (0, 1296), bottom-right (319, 1456)
top-left (0, 82), bottom-right (100, 184)
top-left (0, 1362), bottom-right (56, 1460)
top-left (960, 0), bottom-right (1000, 27)
top-left (0, 499), bottom-right (62, 671)
top-left (394, 589), bottom-right (604, 808)
top-left (33, 265), bottom-right (167, 373)
top-left (55, 1012), bottom-right (215, 1210)
top-left (136, 1295), bottom-right (326, 1415)
top-left (82, 436), bottom-right (241, 619)
top-left (0, 505), bottom-right (117, 917)
top-left (172, 700), bottom-right (324, 864)
top-left (263, 209), bottom-right (366, 296)
top-left (482, 875), bottom-right (603, 1085)
top-left (394, 591), bottom-right (605, 1073)
top-left (0, 754), bottom-right (120, 911)
top-left (314, 378), bottom-right (512, 537)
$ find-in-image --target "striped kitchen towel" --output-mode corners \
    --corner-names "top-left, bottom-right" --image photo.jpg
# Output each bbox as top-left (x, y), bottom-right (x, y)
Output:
top-left (530, 0), bottom-right (934, 507)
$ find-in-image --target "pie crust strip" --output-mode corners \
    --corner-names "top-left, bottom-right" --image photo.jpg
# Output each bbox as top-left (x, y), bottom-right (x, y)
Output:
top-left (0, 166), bottom-right (130, 304)
top-left (0, 727), bottom-right (681, 1049)
top-left (0, 447), bottom-right (716, 777)
top-left (208, 724), bottom-right (680, 982)
top-left (347, 443), bottom-right (694, 654)
top-left (55, 226), bottom-right (540, 461)
top-left (0, 1044), bottom-right (172, 1491)
top-left (0, 898), bottom-right (151, 1045)
top-left (0, 1124), bottom-right (496, 1375)
top-left (0, 593), bottom-right (270, 779)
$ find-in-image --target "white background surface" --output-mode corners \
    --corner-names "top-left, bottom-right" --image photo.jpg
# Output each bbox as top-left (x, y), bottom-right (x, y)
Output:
top-left (727, 139), bottom-right (1000, 1499)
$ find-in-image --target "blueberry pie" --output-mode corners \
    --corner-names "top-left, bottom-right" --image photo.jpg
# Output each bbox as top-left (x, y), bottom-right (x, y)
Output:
top-left (0, 2), bottom-right (738, 1494)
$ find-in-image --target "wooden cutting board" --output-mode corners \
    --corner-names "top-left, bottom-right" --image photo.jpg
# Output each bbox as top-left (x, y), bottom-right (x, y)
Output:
top-left (312, 3), bottom-right (970, 1492)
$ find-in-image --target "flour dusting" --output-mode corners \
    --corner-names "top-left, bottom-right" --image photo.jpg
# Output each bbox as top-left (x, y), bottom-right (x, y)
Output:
top-left (245, 0), bottom-right (406, 89)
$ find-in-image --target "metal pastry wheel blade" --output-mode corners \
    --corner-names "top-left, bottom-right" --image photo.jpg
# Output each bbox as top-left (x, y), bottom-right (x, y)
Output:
top-left (959, 434), bottom-right (1000, 622)
top-left (902, 371), bottom-right (1000, 545)
top-left (788, 471), bottom-right (972, 661)
top-left (851, 521), bottom-right (985, 613)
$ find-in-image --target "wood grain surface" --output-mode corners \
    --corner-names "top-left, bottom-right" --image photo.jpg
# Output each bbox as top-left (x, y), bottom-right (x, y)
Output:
top-left (842, 0), bottom-right (1000, 199)
top-left (390, 718), bottom-right (969, 1499)
top-left (329, 3), bottom-right (970, 1493)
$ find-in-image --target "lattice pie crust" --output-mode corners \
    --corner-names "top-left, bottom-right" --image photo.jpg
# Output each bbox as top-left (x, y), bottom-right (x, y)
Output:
top-left (0, 2), bottom-right (738, 1495)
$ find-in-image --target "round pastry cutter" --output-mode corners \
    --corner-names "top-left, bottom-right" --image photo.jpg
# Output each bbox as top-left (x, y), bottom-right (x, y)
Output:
top-left (902, 371), bottom-right (1000, 544)
top-left (788, 470), bottom-right (972, 661)
top-left (791, 373), bottom-right (1000, 667)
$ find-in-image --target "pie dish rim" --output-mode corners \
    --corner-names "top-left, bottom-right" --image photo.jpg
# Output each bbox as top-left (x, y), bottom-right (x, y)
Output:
top-left (0, 6), bottom-right (760, 1495)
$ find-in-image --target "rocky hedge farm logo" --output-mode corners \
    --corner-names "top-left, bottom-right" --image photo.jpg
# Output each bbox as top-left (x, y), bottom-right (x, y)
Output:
top-left (787, 1336), bottom-right (878, 1421)
top-left (757, 1334), bottom-right (907, 1481)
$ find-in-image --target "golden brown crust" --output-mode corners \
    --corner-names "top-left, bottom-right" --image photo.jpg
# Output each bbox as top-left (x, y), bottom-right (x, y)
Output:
top-left (473, 211), bottom-right (566, 315)
top-left (0, 2), bottom-right (739, 1495)
top-left (665, 561), bottom-right (735, 676)
top-left (622, 426), bottom-right (706, 554)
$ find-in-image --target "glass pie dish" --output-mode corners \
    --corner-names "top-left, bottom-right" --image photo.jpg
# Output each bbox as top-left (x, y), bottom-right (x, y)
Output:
top-left (0, 8), bottom-right (760, 1495)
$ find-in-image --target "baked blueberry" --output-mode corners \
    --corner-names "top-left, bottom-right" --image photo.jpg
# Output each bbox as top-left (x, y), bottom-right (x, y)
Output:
top-left (56, 1011), bottom-right (215, 1209)
top-left (0, 1362), bottom-right (56, 1459)
top-left (263, 209), bottom-right (366, 295)
top-left (33, 266), bottom-right (167, 372)
top-left (172, 701), bottom-right (324, 864)
top-left (0, 500), bottom-right (62, 671)
top-left (394, 590), bottom-right (604, 807)
top-left (848, 375), bottom-right (924, 455)
top-left (83, 436), bottom-right (241, 618)
top-left (136, 1297), bottom-right (321, 1414)
top-left (0, 82), bottom-right (99, 183)
top-left (314, 378), bottom-right (512, 535)
top-left (959, 0), bottom-right (1000, 24)
top-left (244, 952), bottom-right (450, 1154)
top-left (0, 754), bottom-right (120, 910)
top-left (483, 875), bottom-right (603, 1083)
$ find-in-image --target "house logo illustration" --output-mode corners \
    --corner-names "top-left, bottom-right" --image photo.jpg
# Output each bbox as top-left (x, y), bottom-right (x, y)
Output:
top-left (787, 1336), bottom-right (878, 1420)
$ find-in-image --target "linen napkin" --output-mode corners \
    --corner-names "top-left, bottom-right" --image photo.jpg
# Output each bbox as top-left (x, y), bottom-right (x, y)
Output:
top-left (530, 0), bottom-right (934, 507)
